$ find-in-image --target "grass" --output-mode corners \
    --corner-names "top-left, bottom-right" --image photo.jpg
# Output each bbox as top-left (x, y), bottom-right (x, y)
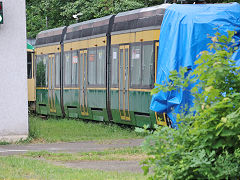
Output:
top-left (23, 147), bottom-right (147, 161)
top-left (27, 115), bottom-right (144, 143)
top-left (0, 116), bottom-right (146, 179)
top-left (0, 156), bottom-right (145, 180)
top-left (0, 141), bottom-right (10, 145)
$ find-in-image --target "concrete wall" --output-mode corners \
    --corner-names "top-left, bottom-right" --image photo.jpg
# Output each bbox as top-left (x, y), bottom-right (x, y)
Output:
top-left (0, 0), bottom-right (28, 142)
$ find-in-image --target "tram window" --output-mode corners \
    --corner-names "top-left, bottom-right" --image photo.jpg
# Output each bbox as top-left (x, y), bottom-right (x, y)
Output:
top-left (27, 52), bottom-right (32, 79)
top-left (43, 55), bottom-right (48, 86)
top-left (97, 47), bottom-right (106, 85)
top-left (72, 51), bottom-right (79, 86)
top-left (55, 53), bottom-right (60, 87)
top-left (36, 55), bottom-right (48, 87)
top-left (79, 52), bottom-right (83, 87)
top-left (64, 52), bottom-right (72, 86)
top-left (142, 43), bottom-right (154, 87)
top-left (111, 47), bottom-right (118, 86)
top-left (88, 48), bottom-right (97, 85)
top-left (130, 44), bottom-right (141, 87)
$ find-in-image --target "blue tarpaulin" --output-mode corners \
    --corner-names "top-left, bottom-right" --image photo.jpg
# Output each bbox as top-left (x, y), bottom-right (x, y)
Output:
top-left (150, 3), bottom-right (240, 128)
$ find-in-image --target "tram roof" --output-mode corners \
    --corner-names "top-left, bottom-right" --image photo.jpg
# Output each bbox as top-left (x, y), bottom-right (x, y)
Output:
top-left (35, 4), bottom-right (170, 46)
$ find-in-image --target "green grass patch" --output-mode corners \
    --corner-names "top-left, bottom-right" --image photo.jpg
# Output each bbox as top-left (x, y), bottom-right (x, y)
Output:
top-left (0, 141), bottom-right (10, 145)
top-left (0, 156), bottom-right (145, 180)
top-left (23, 147), bottom-right (147, 161)
top-left (26, 116), bottom-right (143, 143)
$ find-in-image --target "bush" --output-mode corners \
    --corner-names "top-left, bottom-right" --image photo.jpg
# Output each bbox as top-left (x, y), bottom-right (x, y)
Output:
top-left (142, 31), bottom-right (240, 179)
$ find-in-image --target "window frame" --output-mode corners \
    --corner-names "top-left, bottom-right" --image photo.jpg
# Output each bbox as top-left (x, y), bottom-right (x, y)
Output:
top-left (63, 51), bottom-right (72, 87)
top-left (27, 52), bottom-right (33, 79)
top-left (129, 41), bottom-right (155, 89)
top-left (55, 53), bottom-right (61, 88)
top-left (87, 47), bottom-right (97, 87)
top-left (130, 42), bottom-right (142, 89)
top-left (110, 45), bottom-right (119, 88)
top-left (141, 41), bottom-right (155, 89)
top-left (36, 54), bottom-right (48, 88)
top-left (71, 50), bottom-right (79, 87)
top-left (96, 46), bottom-right (106, 87)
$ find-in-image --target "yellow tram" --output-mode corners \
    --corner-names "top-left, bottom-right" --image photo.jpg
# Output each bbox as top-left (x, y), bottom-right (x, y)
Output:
top-left (27, 43), bottom-right (36, 110)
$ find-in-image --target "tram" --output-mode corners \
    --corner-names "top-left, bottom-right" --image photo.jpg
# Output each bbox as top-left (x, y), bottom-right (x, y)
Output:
top-left (34, 4), bottom-right (170, 127)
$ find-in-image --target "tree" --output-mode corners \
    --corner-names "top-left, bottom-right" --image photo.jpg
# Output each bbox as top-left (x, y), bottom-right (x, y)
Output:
top-left (26, 0), bottom-right (144, 38)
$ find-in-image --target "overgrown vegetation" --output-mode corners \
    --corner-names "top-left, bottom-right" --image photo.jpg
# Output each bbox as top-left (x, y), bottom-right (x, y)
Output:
top-left (26, 116), bottom-right (143, 143)
top-left (0, 156), bottom-right (145, 180)
top-left (142, 31), bottom-right (240, 179)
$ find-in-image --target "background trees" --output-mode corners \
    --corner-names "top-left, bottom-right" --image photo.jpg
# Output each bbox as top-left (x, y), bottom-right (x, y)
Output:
top-left (26, 0), bottom-right (237, 38)
top-left (26, 0), bottom-right (145, 38)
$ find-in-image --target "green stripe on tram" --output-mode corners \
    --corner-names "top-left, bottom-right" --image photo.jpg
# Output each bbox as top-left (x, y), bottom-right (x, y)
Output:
top-left (27, 43), bottom-right (34, 51)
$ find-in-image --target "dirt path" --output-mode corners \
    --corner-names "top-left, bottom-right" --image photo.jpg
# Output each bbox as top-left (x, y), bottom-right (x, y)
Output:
top-left (0, 139), bottom-right (144, 173)
top-left (53, 160), bottom-right (143, 173)
top-left (0, 139), bottom-right (143, 155)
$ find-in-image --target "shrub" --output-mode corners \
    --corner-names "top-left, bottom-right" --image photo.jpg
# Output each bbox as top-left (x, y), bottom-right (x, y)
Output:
top-left (141, 31), bottom-right (240, 179)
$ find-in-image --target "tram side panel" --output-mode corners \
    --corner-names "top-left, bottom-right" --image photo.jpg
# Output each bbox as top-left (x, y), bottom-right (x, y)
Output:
top-left (110, 30), bottom-right (159, 127)
top-left (87, 37), bottom-right (109, 122)
top-left (35, 45), bottom-right (62, 117)
top-left (62, 36), bottom-right (109, 122)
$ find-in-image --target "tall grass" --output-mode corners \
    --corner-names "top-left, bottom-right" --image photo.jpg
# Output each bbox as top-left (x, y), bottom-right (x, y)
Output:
top-left (28, 116), bottom-right (143, 143)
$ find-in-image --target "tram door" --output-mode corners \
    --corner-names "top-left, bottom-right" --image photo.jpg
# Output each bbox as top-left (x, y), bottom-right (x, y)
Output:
top-left (79, 50), bottom-right (88, 116)
top-left (119, 45), bottom-right (130, 120)
top-left (48, 54), bottom-right (56, 113)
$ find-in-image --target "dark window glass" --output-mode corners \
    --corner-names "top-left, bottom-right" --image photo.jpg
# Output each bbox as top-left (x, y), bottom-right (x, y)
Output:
top-left (88, 48), bottom-right (97, 85)
top-left (27, 52), bottom-right (32, 79)
top-left (55, 53), bottom-right (60, 87)
top-left (36, 55), bottom-right (48, 87)
top-left (97, 47), bottom-right (106, 85)
top-left (130, 44), bottom-right (141, 86)
top-left (79, 52), bottom-right (83, 88)
top-left (119, 49), bottom-right (124, 90)
top-left (142, 43), bottom-right (154, 87)
top-left (64, 51), bottom-right (72, 86)
top-left (111, 47), bottom-right (118, 86)
top-left (43, 55), bottom-right (48, 86)
top-left (72, 51), bottom-right (79, 86)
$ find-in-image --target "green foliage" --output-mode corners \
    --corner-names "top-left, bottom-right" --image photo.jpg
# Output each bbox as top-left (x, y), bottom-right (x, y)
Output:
top-left (26, 0), bottom-right (145, 38)
top-left (26, 0), bottom-right (236, 38)
top-left (143, 31), bottom-right (240, 179)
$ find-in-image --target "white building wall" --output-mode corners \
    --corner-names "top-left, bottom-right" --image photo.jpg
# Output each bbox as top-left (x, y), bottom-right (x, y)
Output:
top-left (0, 0), bottom-right (28, 141)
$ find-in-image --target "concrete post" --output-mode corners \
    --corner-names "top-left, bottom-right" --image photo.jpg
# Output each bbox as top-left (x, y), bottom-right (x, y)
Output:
top-left (0, 0), bottom-right (28, 142)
